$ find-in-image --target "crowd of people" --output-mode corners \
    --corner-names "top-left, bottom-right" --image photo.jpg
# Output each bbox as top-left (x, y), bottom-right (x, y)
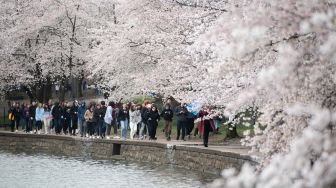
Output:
top-left (7, 99), bottom-right (219, 147)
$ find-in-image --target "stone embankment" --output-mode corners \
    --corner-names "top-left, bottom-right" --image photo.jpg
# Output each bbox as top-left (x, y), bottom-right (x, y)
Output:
top-left (0, 131), bottom-right (258, 174)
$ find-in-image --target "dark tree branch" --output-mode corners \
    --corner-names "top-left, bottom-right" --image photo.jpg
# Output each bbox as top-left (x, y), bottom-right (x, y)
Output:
top-left (174, 0), bottom-right (228, 12)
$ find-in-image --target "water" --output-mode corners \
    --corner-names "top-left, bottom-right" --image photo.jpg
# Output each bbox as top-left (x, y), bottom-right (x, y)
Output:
top-left (0, 151), bottom-right (215, 188)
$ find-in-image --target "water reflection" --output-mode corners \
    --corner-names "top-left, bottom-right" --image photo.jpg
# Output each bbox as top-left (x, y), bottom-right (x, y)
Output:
top-left (0, 151), bottom-right (216, 188)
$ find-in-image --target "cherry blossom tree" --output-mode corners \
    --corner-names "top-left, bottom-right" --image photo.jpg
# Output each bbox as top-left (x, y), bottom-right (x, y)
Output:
top-left (194, 0), bottom-right (336, 187)
top-left (0, 0), bottom-right (113, 101)
top-left (85, 0), bottom-right (226, 101)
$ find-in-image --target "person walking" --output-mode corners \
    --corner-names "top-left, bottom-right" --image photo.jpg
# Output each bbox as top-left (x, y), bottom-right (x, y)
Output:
top-left (140, 102), bottom-right (150, 140)
top-left (111, 102), bottom-right (119, 138)
top-left (160, 104), bottom-right (174, 141)
top-left (62, 102), bottom-right (71, 135)
top-left (28, 102), bottom-right (37, 133)
top-left (93, 104), bottom-right (101, 138)
top-left (104, 102), bottom-right (113, 139)
top-left (52, 102), bottom-right (62, 135)
top-left (8, 103), bottom-right (16, 132)
top-left (99, 101), bottom-right (107, 138)
top-left (84, 105), bottom-right (95, 138)
top-left (199, 107), bottom-right (215, 147)
top-left (78, 101), bottom-right (86, 137)
top-left (35, 103), bottom-right (44, 134)
top-left (129, 105), bottom-right (141, 140)
top-left (175, 103), bottom-right (188, 141)
top-left (117, 104), bottom-right (129, 139)
top-left (186, 111), bottom-right (195, 139)
top-left (70, 100), bottom-right (79, 136)
top-left (22, 104), bottom-right (30, 132)
top-left (147, 105), bottom-right (160, 140)
top-left (43, 103), bottom-right (52, 134)
top-left (14, 103), bottom-right (22, 132)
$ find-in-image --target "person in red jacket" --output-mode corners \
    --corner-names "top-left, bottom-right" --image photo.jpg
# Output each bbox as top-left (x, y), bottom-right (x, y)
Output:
top-left (198, 107), bottom-right (215, 147)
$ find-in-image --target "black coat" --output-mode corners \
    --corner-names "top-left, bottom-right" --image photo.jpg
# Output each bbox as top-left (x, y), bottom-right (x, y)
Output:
top-left (160, 109), bottom-right (173, 121)
top-left (141, 108), bottom-right (150, 123)
top-left (14, 107), bottom-right (22, 120)
top-left (63, 106), bottom-right (71, 122)
top-left (93, 107), bottom-right (106, 122)
top-left (117, 109), bottom-right (129, 121)
top-left (175, 106), bottom-right (188, 122)
top-left (100, 106), bottom-right (107, 120)
top-left (148, 110), bottom-right (160, 127)
top-left (52, 105), bottom-right (62, 119)
top-left (28, 105), bottom-right (36, 119)
top-left (70, 105), bottom-right (79, 120)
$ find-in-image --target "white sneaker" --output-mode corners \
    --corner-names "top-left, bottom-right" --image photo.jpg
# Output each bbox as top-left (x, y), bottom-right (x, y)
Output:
top-left (106, 136), bottom-right (110, 139)
top-left (114, 136), bottom-right (120, 139)
top-left (86, 134), bottom-right (89, 137)
top-left (15, 130), bottom-right (18, 133)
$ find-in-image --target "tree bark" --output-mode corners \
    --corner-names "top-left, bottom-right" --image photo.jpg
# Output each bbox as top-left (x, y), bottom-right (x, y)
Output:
top-left (226, 122), bottom-right (239, 138)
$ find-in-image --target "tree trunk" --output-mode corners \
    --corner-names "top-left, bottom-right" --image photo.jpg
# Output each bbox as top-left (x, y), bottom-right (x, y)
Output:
top-left (42, 77), bottom-right (52, 103)
top-left (227, 123), bottom-right (239, 138)
top-left (22, 86), bottom-right (34, 103)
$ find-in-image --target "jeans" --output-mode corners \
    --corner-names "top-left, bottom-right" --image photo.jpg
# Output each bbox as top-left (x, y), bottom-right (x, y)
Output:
top-left (15, 118), bottom-right (20, 131)
top-left (125, 119), bottom-right (129, 130)
top-left (176, 120), bottom-right (187, 140)
top-left (112, 120), bottom-right (118, 135)
top-left (120, 120), bottom-right (127, 139)
top-left (139, 122), bottom-right (148, 138)
top-left (78, 118), bottom-right (85, 136)
top-left (24, 119), bottom-right (29, 131)
top-left (101, 122), bottom-right (107, 138)
top-left (97, 119), bottom-right (104, 137)
top-left (28, 118), bottom-right (35, 132)
top-left (54, 118), bottom-right (62, 134)
top-left (36, 120), bottom-right (42, 131)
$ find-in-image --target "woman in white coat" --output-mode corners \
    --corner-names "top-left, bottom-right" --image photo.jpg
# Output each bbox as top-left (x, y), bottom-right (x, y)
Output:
top-left (104, 102), bottom-right (113, 139)
top-left (129, 105), bottom-right (141, 139)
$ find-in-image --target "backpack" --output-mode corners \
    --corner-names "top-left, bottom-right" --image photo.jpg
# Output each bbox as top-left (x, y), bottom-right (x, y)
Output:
top-left (8, 112), bottom-right (14, 121)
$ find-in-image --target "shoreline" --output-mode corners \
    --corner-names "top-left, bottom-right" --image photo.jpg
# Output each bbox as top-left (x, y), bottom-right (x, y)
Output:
top-left (0, 131), bottom-right (258, 175)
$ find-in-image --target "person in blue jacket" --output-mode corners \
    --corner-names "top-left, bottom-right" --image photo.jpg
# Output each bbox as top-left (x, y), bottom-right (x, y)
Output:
top-left (35, 103), bottom-right (44, 134)
top-left (78, 101), bottom-right (86, 137)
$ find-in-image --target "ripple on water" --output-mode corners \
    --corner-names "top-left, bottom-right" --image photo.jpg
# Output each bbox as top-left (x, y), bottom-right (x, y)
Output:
top-left (0, 151), bottom-right (216, 188)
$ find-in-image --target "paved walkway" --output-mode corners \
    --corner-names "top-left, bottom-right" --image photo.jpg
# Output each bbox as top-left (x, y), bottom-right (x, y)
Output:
top-left (148, 138), bottom-right (251, 156)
